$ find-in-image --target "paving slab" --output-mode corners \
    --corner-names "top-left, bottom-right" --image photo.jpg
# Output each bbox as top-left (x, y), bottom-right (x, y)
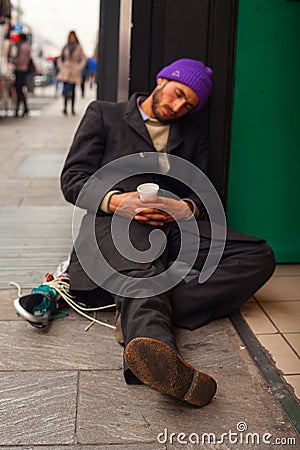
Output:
top-left (15, 153), bottom-right (66, 178)
top-left (3, 446), bottom-right (164, 450)
top-left (0, 371), bottom-right (77, 446)
top-left (0, 179), bottom-right (31, 207)
top-left (20, 179), bottom-right (66, 206)
top-left (0, 288), bottom-right (23, 319)
top-left (0, 319), bottom-right (122, 371)
top-left (0, 206), bottom-right (73, 288)
top-left (0, 150), bottom-right (28, 176)
top-left (175, 323), bottom-right (241, 369)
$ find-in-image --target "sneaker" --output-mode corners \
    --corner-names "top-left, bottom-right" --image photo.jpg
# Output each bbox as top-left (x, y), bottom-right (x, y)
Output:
top-left (13, 276), bottom-right (69, 329)
top-left (13, 290), bottom-right (57, 329)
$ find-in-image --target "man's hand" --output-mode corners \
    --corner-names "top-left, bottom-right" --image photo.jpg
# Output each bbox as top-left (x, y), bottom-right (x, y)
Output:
top-left (109, 192), bottom-right (192, 226)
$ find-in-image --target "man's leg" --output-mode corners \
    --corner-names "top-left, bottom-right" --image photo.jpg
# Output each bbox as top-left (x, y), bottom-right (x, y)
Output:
top-left (106, 263), bottom-right (177, 352)
top-left (106, 265), bottom-right (176, 384)
top-left (69, 217), bottom-right (217, 405)
top-left (70, 286), bottom-right (114, 308)
top-left (104, 257), bottom-right (216, 406)
top-left (171, 233), bottom-right (275, 329)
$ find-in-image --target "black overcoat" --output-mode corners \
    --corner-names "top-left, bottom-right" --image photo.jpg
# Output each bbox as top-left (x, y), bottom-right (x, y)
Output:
top-left (61, 93), bottom-right (246, 291)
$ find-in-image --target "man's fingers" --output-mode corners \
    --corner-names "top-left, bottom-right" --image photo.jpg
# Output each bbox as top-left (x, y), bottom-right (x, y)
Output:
top-left (135, 206), bottom-right (166, 214)
top-left (146, 221), bottom-right (165, 226)
top-left (134, 212), bottom-right (175, 225)
top-left (135, 212), bottom-right (166, 221)
top-left (134, 214), bottom-right (164, 226)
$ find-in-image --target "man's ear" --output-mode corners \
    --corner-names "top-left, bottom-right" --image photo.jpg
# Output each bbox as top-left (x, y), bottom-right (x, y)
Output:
top-left (157, 77), bottom-right (168, 86)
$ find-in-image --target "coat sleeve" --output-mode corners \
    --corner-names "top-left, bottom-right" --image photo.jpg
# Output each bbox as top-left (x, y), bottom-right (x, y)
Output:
top-left (61, 101), bottom-right (108, 213)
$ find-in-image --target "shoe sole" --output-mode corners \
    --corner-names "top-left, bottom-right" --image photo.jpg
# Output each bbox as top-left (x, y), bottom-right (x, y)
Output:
top-left (125, 337), bottom-right (217, 407)
top-left (13, 298), bottom-right (51, 328)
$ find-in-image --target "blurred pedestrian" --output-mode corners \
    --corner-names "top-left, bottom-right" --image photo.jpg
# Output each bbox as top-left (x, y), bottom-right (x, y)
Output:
top-left (57, 31), bottom-right (86, 116)
top-left (88, 57), bottom-right (97, 89)
top-left (53, 56), bottom-right (61, 97)
top-left (80, 60), bottom-right (89, 98)
top-left (13, 33), bottom-right (31, 117)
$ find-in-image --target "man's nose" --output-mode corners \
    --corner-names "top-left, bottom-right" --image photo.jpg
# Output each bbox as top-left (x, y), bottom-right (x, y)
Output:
top-left (173, 98), bottom-right (186, 112)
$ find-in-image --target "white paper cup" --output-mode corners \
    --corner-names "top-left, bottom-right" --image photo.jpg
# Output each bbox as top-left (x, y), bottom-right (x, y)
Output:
top-left (137, 183), bottom-right (159, 200)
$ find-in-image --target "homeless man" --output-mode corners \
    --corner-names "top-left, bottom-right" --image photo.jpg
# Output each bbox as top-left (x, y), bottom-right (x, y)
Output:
top-left (60, 58), bottom-right (275, 407)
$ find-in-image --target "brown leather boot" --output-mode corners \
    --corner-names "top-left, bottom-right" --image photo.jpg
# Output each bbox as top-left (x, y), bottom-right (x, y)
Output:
top-left (125, 337), bottom-right (217, 407)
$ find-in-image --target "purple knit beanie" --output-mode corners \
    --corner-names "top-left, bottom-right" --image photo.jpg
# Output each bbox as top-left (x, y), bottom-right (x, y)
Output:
top-left (156, 58), bottom-right (213, 112)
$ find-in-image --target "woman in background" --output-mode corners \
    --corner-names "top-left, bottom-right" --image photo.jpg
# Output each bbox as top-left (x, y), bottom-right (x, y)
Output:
top-left (58, 31), bottom-right (86, 116)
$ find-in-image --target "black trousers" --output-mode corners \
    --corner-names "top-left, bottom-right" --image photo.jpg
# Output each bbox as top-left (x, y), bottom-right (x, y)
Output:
top-left (71, 221), bottom-right (275, 383)
top-left (63, 82), bottom-right (76, 112)
top-left (15, 71), bottom-right (29, 114)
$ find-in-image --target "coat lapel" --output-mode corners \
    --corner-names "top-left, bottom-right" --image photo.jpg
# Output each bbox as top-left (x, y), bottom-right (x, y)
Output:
top-left (167, 123), bottom-right (183, 153)
top-left (124, 95), bottom-right (153, 147)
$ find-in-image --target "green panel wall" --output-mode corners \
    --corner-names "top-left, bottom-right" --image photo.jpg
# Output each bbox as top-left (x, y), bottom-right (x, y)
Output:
top-left (227, 0), bottom-right (300, 262)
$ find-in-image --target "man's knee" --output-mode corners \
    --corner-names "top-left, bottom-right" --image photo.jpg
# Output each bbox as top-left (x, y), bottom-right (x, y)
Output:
top-left (255, 241), bottom-right (276, 281)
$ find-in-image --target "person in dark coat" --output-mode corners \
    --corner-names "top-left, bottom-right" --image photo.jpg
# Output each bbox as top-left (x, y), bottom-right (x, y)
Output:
top-left (13, 33), bottom-right (31, 117)
top-left (61, 59), bottom-right (275, 407)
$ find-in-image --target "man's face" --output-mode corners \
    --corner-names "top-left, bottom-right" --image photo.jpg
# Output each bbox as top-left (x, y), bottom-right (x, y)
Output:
top-left (151, 78), bottom-right (199, 122)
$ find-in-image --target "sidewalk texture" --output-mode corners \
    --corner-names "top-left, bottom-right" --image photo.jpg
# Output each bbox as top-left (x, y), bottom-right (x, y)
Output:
top-left (0, 88), bottom-right (298, 449)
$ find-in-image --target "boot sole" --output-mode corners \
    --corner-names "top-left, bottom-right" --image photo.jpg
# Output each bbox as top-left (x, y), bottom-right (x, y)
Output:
top-left (125, 337), bottom-right (217, 407)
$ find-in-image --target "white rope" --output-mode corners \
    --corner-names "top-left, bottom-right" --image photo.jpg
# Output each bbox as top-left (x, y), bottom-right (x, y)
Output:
top-left (11, 277), bottom-right (116, 331)
top-left (85, 311), bottom-right (97, 331)
top-left (45, 278), bottom-right (116, 331)
top-left (10, 281), bottom-right (22, 297)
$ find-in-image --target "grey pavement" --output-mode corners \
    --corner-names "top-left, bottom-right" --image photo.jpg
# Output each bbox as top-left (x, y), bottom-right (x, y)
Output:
top-left (0, 87), bottom-right (298, 449)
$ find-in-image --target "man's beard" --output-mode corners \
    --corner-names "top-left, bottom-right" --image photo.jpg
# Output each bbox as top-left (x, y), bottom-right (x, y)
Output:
top-left (151, 84), bottom-right (175, 123)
